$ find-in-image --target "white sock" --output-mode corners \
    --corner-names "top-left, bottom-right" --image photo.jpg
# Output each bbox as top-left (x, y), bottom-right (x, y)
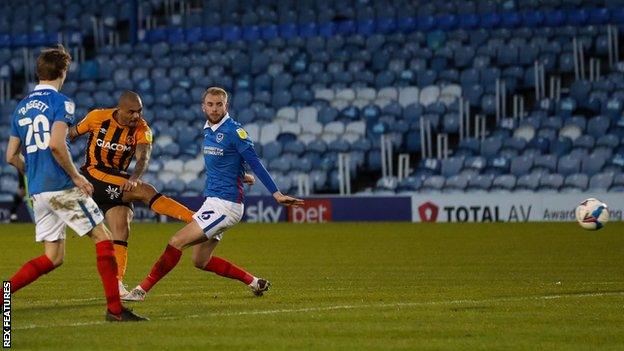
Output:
top-left (248, 277), bottom-right (259, 288)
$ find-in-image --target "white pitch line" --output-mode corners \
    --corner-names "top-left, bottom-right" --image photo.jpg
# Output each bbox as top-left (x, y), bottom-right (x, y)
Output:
top-left (13, 291), bottom-right (624, 330)
top-left (18, 293), bottom-right (186, 307)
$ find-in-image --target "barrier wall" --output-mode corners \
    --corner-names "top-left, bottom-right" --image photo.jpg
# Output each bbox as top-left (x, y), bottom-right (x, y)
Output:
top-left (1, 193), bottom-right (622, 223)
top-left (411, 192), bottom-right (624, 223)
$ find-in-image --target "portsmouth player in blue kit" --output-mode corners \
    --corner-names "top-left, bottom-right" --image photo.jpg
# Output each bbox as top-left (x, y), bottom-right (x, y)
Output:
top-left (1, 45), bottom-right (146, 322)
top-left (124, 87), bottom-right (304, 301)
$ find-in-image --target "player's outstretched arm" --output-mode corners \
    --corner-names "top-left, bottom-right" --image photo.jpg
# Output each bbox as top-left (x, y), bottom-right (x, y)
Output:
top-left (6, 136), bottom-right (25, 174)
top-left (273, 191), bottom-right (304, 207)
top-left (239, 147), bottom-right (304, 207)
top-left (50, 121), bottom-right (93, 196)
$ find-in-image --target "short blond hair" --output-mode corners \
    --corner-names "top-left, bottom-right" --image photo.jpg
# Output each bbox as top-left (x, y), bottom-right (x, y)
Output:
top-left (202, 87), bottom-right (228, 102)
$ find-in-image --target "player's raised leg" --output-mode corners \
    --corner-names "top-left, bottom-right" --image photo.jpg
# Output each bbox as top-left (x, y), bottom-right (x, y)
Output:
top-left (123, 182), bottom-right (195, 223)
top-left (192, 239), bottom-right (271, 296)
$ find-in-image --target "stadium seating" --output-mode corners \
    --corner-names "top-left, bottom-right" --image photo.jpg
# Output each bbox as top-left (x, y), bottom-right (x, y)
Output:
top-left (1, 0), bottom-right (624, 197)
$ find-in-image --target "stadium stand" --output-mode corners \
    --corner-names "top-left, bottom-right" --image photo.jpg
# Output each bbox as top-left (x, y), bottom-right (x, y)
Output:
top-left (1, 0), bottom-right (624, 198)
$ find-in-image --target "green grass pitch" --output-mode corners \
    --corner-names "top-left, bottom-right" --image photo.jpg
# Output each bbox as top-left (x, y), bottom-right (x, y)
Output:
top-left (1, 222), bottom-right (623, 350)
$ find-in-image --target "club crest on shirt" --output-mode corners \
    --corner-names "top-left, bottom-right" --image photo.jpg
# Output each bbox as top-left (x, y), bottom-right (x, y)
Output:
top-left (216, 133), bottom-right (224, 143)
top-left (236, 128), bottom-right (248, 139)
top-left (64, 101), bottom-right (75, 114)
top-left (106, 185), bottom-right (120, 200)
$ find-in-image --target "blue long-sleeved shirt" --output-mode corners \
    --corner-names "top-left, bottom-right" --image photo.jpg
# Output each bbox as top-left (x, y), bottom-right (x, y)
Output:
top-left (202, 114), bottom-right (278, 203)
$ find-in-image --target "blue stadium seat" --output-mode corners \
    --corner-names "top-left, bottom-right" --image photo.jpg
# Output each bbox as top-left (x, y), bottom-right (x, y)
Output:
top-left (463, 156), bottom-right (486, 173)
top-left (596, 134), bottom-right (619, 148)
top-left (458, 13), bottom-right (479, 29)
top-left (491, 174), bottom-right (516, 191)
top-left (609, 172), bottom-right (624, 190)
top-left (269, 158), bottom-right (291, 173)
top-left (589, 172), bottom-right (614, 190)
top-left (487, 156), bottom-right (511, 174)
top-left (405, 131), bottom-right (421, 153)
top-left (572, 135), bottom-right (595, 150)
top-left (398, 17), bottom-right (416, 33)
top-left (586, 116), bottom-right (610, 139)
top-left (557, 154), bottom-right (581, 176)
top-left (185, 27), bottom-right (204, 43)
top-left (501, 137), bottom-right (526, 154)
top-left (510, 155), bottom-right (534, 176)
top-left (480, 136), bottom-right (503, 159)
top-left (526, 136), bottom-right (550, 154)
top-left (396, 175), bottom-right (422, 192)
top-left (581, 153), bottom-right (607, 176)
top-left (515, 173), bottom-right (541, 191)
top-left (456, 138), bottom-right (480, 156)
top-left (570, 80), bottom-right (592, 103)
top-left (536, 172), bottom-right (564, 192)
top-left (588, 8), bottom-right (609, 25)
top-left (522, 11), bottom-right (545, 28)
top-left (222, 25), bottom-right (242, 41)
top-left (603, 97), bottom-right (624, 118)
top-left (328, 139), bottom-right (350, 152)
top-left (549, 136), bottom-right (573, 156)
top-left (440, 157), bottom-right (465, 177)
top-left (560, 173), bottom-right (589, 192)
top-left (441, 113), bottom-right (459, 133)
top-left (565, 9), bottom-right (589, 26)
top-left (481, 13), bottom-right (501, 29)
top-left (415, 158), bottom-right (441, 176)
top-left (306, 139), bottom-right (327, 154)
top-left (420, 175), bottom-right (445, 192)
top-left (262, 141), bottom-right (282, 160)
top-left (242, 25), bottom-right (261, 41)
top-left (532, 154), bottom-right (558, 173)
top-left (444, 174), bottom-right (470, 192)
top-left (467, 174), bottom-right (494, 191)
top-left (417, 15), bottom-right (435, 31)
top-left (378, 18), bottom-right (398, 33)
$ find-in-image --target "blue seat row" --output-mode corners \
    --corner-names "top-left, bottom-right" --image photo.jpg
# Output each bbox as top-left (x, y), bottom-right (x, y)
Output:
top-left (143, 7), bottom-right (624, 45)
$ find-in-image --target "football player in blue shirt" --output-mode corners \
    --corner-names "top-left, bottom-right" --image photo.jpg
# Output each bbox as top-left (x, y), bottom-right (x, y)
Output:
top-left (1, 45), bottom-right (146, 322)
top-left (124, 87), bottom-right (303, 301)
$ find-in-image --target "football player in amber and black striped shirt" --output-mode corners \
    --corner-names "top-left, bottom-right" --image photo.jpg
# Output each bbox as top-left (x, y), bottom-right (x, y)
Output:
top-left (69, 91), bottom-right (196, 297)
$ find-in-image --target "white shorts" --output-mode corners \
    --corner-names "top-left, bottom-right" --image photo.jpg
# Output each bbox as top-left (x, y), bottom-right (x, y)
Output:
top-left (31, 187), bottom-right (104, 242)
top-left (192, 197), bottom-right (244, 240)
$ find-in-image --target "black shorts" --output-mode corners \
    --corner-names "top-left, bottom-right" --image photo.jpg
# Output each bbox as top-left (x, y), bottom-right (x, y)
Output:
top-left (82, 168), bottom-right (134, 214)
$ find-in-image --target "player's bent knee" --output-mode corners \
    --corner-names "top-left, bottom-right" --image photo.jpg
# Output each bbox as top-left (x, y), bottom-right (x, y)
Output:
top-left (89, 223), bottom-right (112, 243)
top-left (45, 253), bottom-right (64, 267)
top-left (140, 183), bottom-right (158, 203)
top-left (168, 236), bottom-right (185, 250)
